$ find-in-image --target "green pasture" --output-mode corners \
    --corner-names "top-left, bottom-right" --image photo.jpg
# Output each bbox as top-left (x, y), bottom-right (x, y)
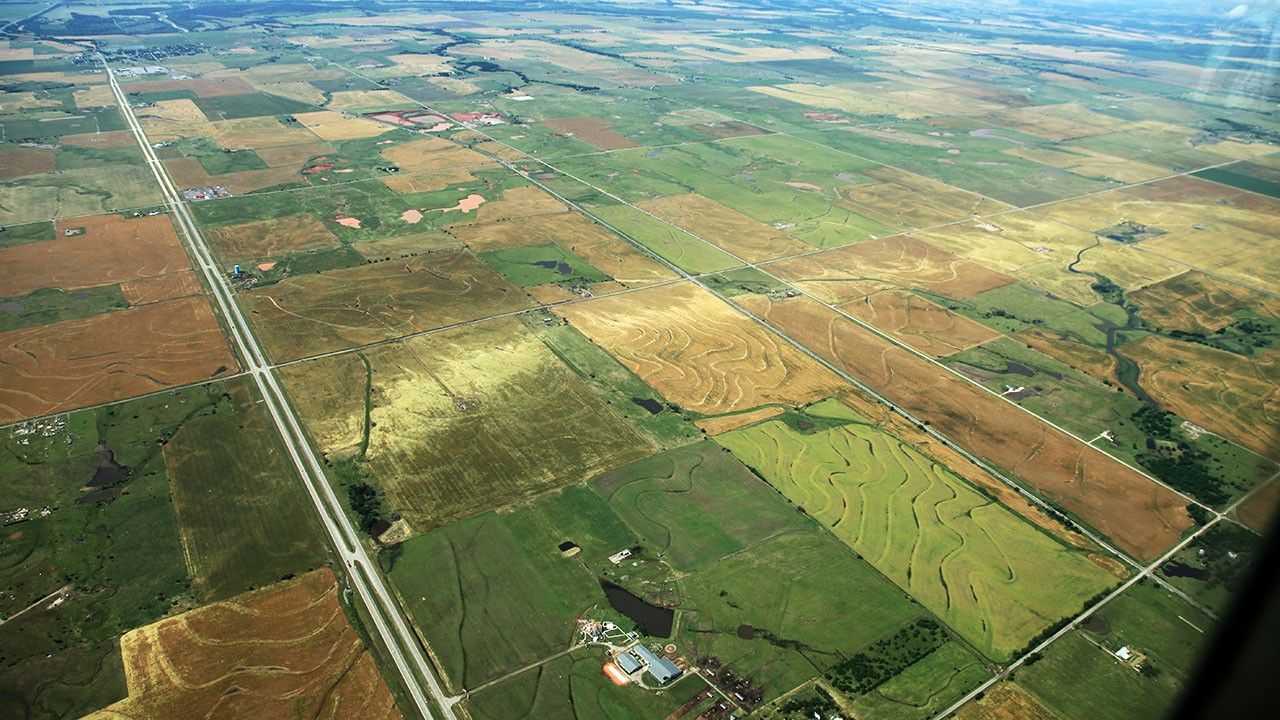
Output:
top-left (479, 241), bottom-right (611, 287)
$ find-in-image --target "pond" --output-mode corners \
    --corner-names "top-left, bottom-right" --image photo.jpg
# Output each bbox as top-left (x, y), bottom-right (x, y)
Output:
top-left (601, 580), bottom-right (674, 638)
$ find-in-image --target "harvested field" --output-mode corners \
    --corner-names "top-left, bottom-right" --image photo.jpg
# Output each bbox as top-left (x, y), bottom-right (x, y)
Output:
top-left (164, 157), bottom-right (301, 195)
top-left (986, 102), bottom-right (1126, 141)
top-left (748, 83), bottom-right (929, 119)
top-left (0, 296), bottom-right (235, 422)
top-left (380, 136), bottom-right (489, 172)
top-left (209, 116), bottom-right (325, 151)
top-left (259, 80), bottom-right (327, 106)
top-left (282, 317), bottom-right (653, 530)
top-left (766, 235), bottom-right (1016, 302)
top-left (719, 415), bottom-right (1117, 661)
top-left (121, 76), bottom-right (255, 98)
top-left (1014, 328), bottom-right (1118, 385)
top-left (325, 89), bottom-right (414, 111)
top-left (87, 570), bottom-right (401, 720)
top-left (253, 141), bottom-right (333, 167)
top-left (1003, 145), bottom-right (1168, 184)
top-left (0, 214), bottom-right (189, 298)
top-left (468, 185), bottom-right (565, 223)
top-left (383, 167), bottom-right (478, 194)
top-left (842, 289), bottom-right (1001, 357)
top-left (735, 294), bottom-right (1193, 561)
top-left (695, 406), bottom-right (786, 435)
top-left (914, 214), bottom-right (1086, 274)
top-left (248, 248), bottom-right (535, 361)
top-left (120, 270), bottom-right (202, 305)
top-left (1121, 335), bottom-right (1278, 460)
top-left (293, 110), bottom-right (392, 141)
top-left (204, 214), bottom-right (340, 260)
top-left (1237, 479), bottom-right (1280, 533)
top-left (59, 130), bottom-right (137, 148)
top-left (955, 682), bottom-right (1062, 720)
top-left (636, 193), bottom-right (811, 263)
top-left (544, 116), bottom-right (637, 150)
top-left (556, 283), bottom-right (846, 414)
top-left (837, 166), bottom-right (1010, 228)
top-left (1131, 271), bottom-right (1280, 334)
top-left (0, 146), bottom-right (54, 180)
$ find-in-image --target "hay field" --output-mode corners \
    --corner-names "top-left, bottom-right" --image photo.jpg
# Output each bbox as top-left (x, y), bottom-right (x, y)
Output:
top-left (1130, 271), bottom-right (1280, 334)
top-left (164, 380), bottom-right (325, 601)
top-left (587, 203), bottom-right (739, 274)
top-left (1003, 145), bottom-right (1168, 184)
top-left (0, 165), bottom-right (159, 225)
top-left (248, 248), bottom-right (535, 361)
top-left (325, 88), bottom-right (415, 111)
top-left (636, 192), bottom-right (811, 262)
top-left (284, 317), bottom-right (653, 530)
top-left (383, 167), bottom-right (479, 194)
top-left (955, 683), bottom-right (1062, 720)
top-left (766, 236), bottom-right (1015, 302)
top-left (842, 290), bottom-right (1001, 357)
top-left (719, 417), bottom-right (1117, 661)
top-left (837, 166), bottom-right (1010, 228)
top-left (0, 214), bottom-right (189, 297)
top-left (748, 83), bottom-right (929, 119)
top-left (468, 185), bottom-right (565, 223)
top-left (735, 294), bottom-right (1192, 561)
top-left (163, 156), bottom-right (300, 195)
top-left (204, 213), bottom-right (341, 261)
top-left (1121, 335), bottom-right (1278, 460)
top-left (293, 110), bottom-right (392, 141)
top-left (985, 103), bottom-right (1126, 141)
top-left (87, 570), bottom-right (401, 720)
top-left (556, 283), bottom-right (846, 414)
top-left (695, 405), bottom-right (786, 435)
top-left (380, 135), bottom-right (490, 172)
top-left (0, 296), bottom-right (236, 422)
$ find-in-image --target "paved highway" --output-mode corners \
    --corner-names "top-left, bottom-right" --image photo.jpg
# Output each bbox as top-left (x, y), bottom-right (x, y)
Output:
top-left (101, 56), bottom-right (457, 720)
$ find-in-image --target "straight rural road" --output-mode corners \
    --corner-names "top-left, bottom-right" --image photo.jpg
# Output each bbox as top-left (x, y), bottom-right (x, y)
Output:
top-left (101, 56), bottom-right (456, 720)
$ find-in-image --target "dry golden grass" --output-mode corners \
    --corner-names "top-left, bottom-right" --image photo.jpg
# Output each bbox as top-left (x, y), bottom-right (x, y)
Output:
top-left (211, 63), bottom-right (350, 85)
top-left (205, 214), bottom-right (340, 260)
top-left (72, 84), bottom-right (117, 109)
top-left (841, 289), bottom-right (1001, 357)
top-left (0, 91), bottom-right (62, 112)
top-left (248, 248), bottom-right (535, 361)
top-left (954, 683), bottom-right (1062, 720)
top-left (735, 293), bottom-right (1192, 561)
top-left (59, 130), bottom-right (137, 148)
top-left (354, 232), bottom-right (460, 260)
top-left (383, 167), bottom-right (479, 194)
top-left (0, 296), bottom-right (235, 423)
top-left (325, 88), bottom-right (414, 111)
top-left (380, 136), bottom-right (490, 172)
top-left (636, 193), bottom-right (811, 263)
top-left (1122, 335), bottom-right (1278, 460)
top-left (767, 235), bottom-right (1015, 302)
top-left (1003, 145), bottom-right (1168, 183)
top-left (469, 185), bottom-right (564, 223)
top-left (1131, 271), bottom-right (1280, 334)
top-left (164, 156), bottom-right (301, 195)
top-left (747, 83), bottom-right (929, 119)
top-left (253, 141), bottom-right (333, 167)
top-left (293, 110), bottom-right (392, 141)
top-left (556, 282), bottom-right (846, 414)
top-left (86, 570), bottom-right (401, 720)
top-left (0, 214), bottom-right (189, 297)
top-left (837, 166), bottom-right (1010, 228)
top-left (120, 270), bottom-right (203, 305)
top-left (456, 39), bottom-right (671, 85)
top-left (120, 76), bottom-right (255, 98)
top-left (985, 102), bottom-right (1126, 141)
top-left (1014, 327), bottom-right (1118, 386)
top-left (695, 406), bottom-right (786, 435)
top-left (258, 80), bottom-right (327, 106)
top-left (209, 116), bottom-right (326, 150)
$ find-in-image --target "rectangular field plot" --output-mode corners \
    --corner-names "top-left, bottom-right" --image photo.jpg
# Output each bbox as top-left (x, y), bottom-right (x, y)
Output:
top-left (0, 164), bottom-right (159, 225)
top-left (636, 192), bottom-right (812, 262)
top-left (733, 294), bottom-right (1193, 561)
top-left (462, 649), bottom-right (709, 719)
top-left (841, 289), bottom-right (1001, 358)
top-left (843, 641), bottom-right (992, 720)
top-left (556, 282), bottom-right (846, 415)
top-left (585, 203), bottom-right (739, 275)
top-left (592, 441), bottom-right (810, 571)
top-left (164, 379), bottom-right (326, 601)
top-left (282, 317), bottom-right (654, 531)
top-left (717, 413), bottom-right (1118, 661)
top-left (247, 248), bottom-right (535, 362)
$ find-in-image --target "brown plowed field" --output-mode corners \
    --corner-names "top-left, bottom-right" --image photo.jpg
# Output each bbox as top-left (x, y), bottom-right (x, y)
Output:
top-left (0, 214), bottom-right (189, 297)
top-left (248, 248), bottom-right (535, 361)
top-left (0, 296), bottom-right (235, 422)
top-left (695, 406), bottom-right (785, 435)
top-left (766, 235), bottom-right (1015, 302)
top-left (636, 193), bottom-right (811, 263)
top-left (86, 570), bottom-right (402, 720)
top-left (954, 683), bottom-right (1062, 720)
top-left (544, 116), bottom-right (637, 150)
top-left (556, 282), bottom-right (846, 414)
top-left (60, 130), bottom-right (138, 148)
top-left (0, 146), bottom-right (54, 179)
top-left (841, 289), bottom-right (1000, 357)
top-left (1121, 335), bottom-right (1278, 460)
top-left (120, 270), bottom-right (203, 305)
top-left (204, 214), bottom-right (340, 260)
top-left (735, 293), bottom-right (1192, 561)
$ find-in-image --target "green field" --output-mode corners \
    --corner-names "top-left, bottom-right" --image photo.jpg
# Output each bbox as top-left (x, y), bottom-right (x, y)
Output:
top-left (0, 285), bottom-right (128, 332)
top-left (164, 378), bottom-right (327, 600)
top-left (1192, 162), bottom-right (1280, 198)
top-left (479, 241), bottom-right (611, 287)
top-left (587, 202), bottom-right (739, 275)
top-left (0, 219), bottom-right (54, 247)
top-left (925, 283), bottom-right (1125, 347)
top-left (193, 92), bottom-right (316, 120)
top-left (462, 648), bottom-right (710, 720)
top-left (0, 385), bottom-right (236, 719)
top-left (1156, 522), bottom-right (1260, 615)
top-left (716, 406), bottom-right (1118, 661)
top-left (0, 165), bottom-right (160, 225)
top-left (844, 641), bottom-right (991, 720)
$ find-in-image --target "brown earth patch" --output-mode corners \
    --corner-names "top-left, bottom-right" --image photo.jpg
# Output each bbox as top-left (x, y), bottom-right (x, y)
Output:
top-left (735, 293), bottom-right (1192, 561)
top-left (840, 289), bottom-right (1001, 357)
top-left (247, 248), bottom-right (535, 361)
top-left (204, 214), bottom-right (340, 261)
top-left (0, 296), bottom-right (235, 422)
top-left (85, 570), bottom-right (401, 720)
top-left (1121, 335), bottom-right (1278, 461)
top-left (696, 406), bottom-right (786, 435)
top-left (380, 136), bottom-right (489, 172)
top-left (544, 116), bottom-right (637, 150)
top-left (556, 282), bottom-right (846, 414)
top-left (0, 214), bottom-right (189, 298)
top-left (119, 270), bottom-right (203, 305)
top-left (636, 193), bottom-right (811, 263)
top-left (766, 235), bottom-right (1016, 302)
top-left (0, 146), bottom-right (54, 180)
top-left (954, 683), bottom-right (1061, 720)
top-left (59, 130), bottom-right (138, 149)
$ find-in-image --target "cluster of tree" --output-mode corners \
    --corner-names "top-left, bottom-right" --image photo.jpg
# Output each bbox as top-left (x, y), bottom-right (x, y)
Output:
top-left (778, 684), bottom-right (839, 719)
top-left (1194, 523), bottom-right (1260, 594)
top-left (347, 481), bottom-right (383, 533)
top-left (826, 618), bottom-right (946, 695)
top-left (1137, 448), bottom-right (1229, 507)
